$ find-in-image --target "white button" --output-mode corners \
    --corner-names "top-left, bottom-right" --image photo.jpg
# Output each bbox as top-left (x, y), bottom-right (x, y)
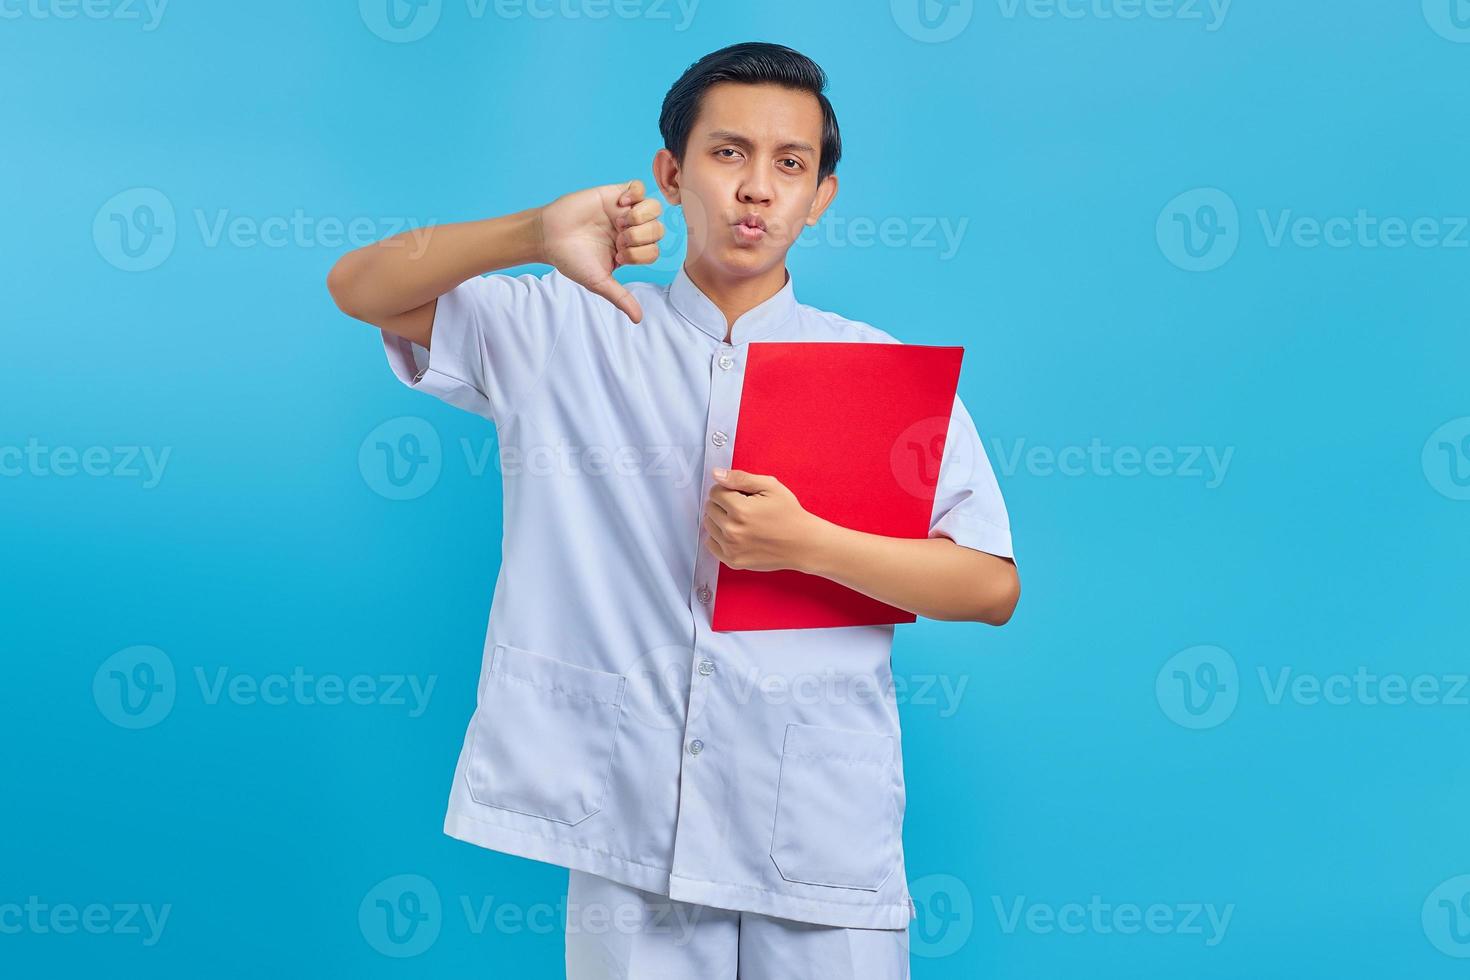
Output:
top-left (718, 354), bottom-right (735, 371)
top-left (711, 431), bottom-right (728, 448)
top-left (688, 739), bottom-right (704, 756)
top-left (697, 584), bottom-right (712, 605)
top-left (697, 659), bottom-right (715, 676)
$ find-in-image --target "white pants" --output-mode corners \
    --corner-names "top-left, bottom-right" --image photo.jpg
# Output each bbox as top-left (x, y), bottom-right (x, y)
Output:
top-left (564, 870), bottom-right (911, 980)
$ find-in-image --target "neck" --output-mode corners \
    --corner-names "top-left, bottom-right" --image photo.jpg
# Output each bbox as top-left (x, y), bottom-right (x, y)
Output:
top-left (684, 261), bottom-right (789, 344)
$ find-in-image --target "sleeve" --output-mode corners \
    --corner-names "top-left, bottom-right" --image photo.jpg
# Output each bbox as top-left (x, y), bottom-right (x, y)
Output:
top-left (927, 394), bottom-right (1014, 560)
top-left (380, 268), bottom-right (576, 427)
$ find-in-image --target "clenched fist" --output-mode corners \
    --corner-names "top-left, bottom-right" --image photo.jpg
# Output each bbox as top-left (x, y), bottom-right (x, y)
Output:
top-left (538, 179), bottom-right (665, 323)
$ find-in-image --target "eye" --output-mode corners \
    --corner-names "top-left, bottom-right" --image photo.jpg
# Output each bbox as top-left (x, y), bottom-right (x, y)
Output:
top-left (715, 147), bottom-right (742, 160)
top-left (779, 158), bottom-right (804, 172)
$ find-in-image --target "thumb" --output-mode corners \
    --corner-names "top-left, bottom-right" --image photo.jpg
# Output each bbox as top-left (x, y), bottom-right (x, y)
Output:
top-left (587, 275), bottom-right (643, 324)
top-left (712, 468), bottom-right (772, 493)
top-left (616, 178), bottom-right (645, 208)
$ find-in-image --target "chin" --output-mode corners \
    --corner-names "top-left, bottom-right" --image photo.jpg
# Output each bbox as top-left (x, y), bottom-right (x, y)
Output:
top-left (710, 244), bottom-right (781, 279)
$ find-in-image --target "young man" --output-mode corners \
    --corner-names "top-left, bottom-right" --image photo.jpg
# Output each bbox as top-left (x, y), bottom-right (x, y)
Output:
top-left (328, 42), bottom-right (1018, 980)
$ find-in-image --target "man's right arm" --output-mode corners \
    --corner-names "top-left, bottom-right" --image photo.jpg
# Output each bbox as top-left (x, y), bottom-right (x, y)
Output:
top-left (325, 180), bottom-right (664, 348)
top-left (325, 207), bottom-right (543, 349)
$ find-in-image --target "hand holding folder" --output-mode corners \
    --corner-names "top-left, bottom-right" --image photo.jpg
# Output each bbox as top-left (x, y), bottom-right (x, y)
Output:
top-left (711, 342), bottom-right (965, 632)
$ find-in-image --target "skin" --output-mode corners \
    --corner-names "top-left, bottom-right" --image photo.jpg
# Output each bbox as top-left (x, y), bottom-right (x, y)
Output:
top-left (326, 81), bottom-right (1019, 626)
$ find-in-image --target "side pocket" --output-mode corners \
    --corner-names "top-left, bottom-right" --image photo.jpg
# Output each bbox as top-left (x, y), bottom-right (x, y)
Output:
top-left (769, 723), bottom-right (901, 891)
top-left (465, 643), bottom-right (627, 826)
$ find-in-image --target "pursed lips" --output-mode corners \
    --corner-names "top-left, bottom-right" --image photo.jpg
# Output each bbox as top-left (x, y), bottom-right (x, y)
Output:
top-left (733, 215), bottom-right (767, 242)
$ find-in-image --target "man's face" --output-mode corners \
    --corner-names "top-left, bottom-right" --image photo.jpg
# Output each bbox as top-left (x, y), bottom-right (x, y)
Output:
top-left (656, 81), bottom-right (837, 281)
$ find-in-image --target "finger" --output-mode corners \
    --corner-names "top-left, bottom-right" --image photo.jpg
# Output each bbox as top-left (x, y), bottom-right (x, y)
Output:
top-left (617, 179), bottom-right (645, 208)
top-left (618, 199), bottom-right (662, 228)
top-left (615, 243), bottom-right (660, 266)
top-left (708, 485), bottom-right (746, 508)
top-left (703, 532), bottom-right (727, 561)
top-left (712, 468), bottom-right (773, 494)
top-left (709, 486), bottom-right (757, 514)
top-left (704, 494), bottom-right (729, 518)
top-left (703, 515), bottom-right (729, 555)
top-left (587, 275), bottom-right (643, 324)
top-left (619, 220), bottom-right (664, 248)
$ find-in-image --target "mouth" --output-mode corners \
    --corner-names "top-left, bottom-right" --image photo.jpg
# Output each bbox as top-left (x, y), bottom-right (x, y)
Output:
top-left (733, 214), bottom-right (767, 243)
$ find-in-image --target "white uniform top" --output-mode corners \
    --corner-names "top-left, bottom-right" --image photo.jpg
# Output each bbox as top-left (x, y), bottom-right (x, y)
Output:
top-left (380, 264), bottom-right (1014, 929)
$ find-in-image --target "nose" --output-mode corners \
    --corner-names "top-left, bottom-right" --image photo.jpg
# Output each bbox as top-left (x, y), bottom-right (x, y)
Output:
top-left (737, 169), bottom-right (773, 208)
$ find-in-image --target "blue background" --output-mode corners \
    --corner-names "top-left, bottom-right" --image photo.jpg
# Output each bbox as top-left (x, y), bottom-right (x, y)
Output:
top-left (5, 0), bottom-right (1470, 975)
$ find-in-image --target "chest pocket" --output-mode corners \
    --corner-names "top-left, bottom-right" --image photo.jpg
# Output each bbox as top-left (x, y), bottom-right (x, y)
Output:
top-left (465, 643), bottom-right (627, 826)
top-left (769, 723), bottom-right (902, 891)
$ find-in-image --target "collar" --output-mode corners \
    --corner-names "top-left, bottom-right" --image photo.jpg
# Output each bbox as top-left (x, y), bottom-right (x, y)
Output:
top-left (669, 264), bottom-right (798, 346)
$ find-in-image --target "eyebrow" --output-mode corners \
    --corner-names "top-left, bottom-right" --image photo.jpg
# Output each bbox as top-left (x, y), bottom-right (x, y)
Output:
top-left (703, 129), bottom-right (816, 155)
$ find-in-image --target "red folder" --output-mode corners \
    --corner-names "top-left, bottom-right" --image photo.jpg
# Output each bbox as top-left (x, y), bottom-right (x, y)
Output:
top-left (711, 342), bottom-right (965, 632)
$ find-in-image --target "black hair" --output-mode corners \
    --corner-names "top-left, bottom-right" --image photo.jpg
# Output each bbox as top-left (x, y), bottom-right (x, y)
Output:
top-left (658, 42), bottom-right (842, 183)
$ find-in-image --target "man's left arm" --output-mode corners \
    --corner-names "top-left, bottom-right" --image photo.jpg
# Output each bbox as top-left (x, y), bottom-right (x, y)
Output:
top-left (703, 393), bottom-right (1018, 625)
top-left (805, 517), bottom-right (1019, 625)
top-left (703, 467), bottom-right (1020, 625)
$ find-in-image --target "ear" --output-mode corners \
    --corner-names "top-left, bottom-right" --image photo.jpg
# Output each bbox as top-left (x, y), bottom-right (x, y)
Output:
top-left (804, 172), bottom-right (838, 227)
top-left (653, 148), bottom-right (682, 206)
